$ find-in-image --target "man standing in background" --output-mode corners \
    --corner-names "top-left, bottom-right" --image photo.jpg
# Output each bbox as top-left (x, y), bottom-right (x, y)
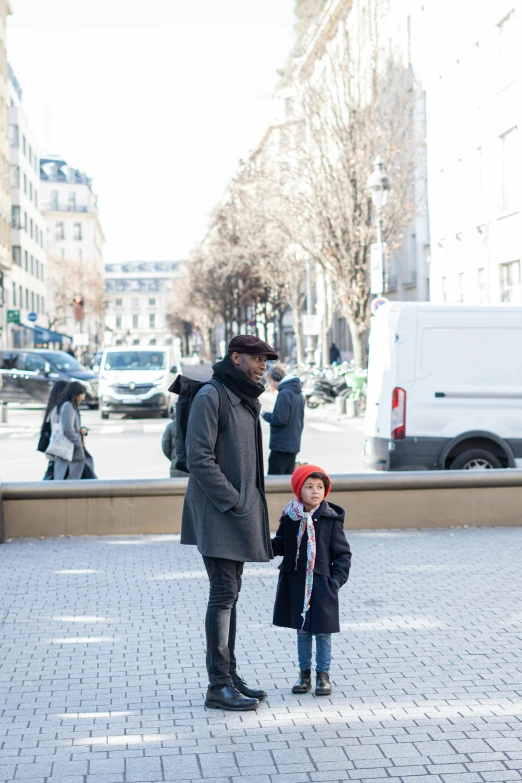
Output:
top-left (263, 365), bottom-right (305, 475)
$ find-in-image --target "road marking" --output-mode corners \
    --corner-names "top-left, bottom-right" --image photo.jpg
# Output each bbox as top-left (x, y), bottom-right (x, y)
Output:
top-left (308, 422), bottom-right (344, 432)
top-left (99, 425), bottom-right (124, 434)
top-left (143, 422), bottom-right (166, 433)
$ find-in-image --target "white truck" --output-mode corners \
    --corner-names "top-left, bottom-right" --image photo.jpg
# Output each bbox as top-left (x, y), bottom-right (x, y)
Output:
top-left (363, 302), bottom-right (522, 471)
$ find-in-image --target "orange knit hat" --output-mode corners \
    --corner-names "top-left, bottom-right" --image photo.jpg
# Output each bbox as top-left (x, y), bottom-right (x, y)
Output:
top-left (291, 464), bottom-right (332, 500)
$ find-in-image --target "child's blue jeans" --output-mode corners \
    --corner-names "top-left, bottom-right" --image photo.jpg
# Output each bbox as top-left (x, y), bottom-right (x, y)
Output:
top-left (297, 631), bottom-right (332, 672)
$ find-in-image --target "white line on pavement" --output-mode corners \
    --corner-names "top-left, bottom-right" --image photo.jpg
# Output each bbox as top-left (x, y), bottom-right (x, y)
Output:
top-left (99, 425), bottom-right (125, 434)
top-left (308, 422), bottom-right (344, 432)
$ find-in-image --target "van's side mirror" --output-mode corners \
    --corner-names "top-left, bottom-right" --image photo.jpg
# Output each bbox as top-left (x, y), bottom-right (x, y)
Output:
top-left (170, 365), bottom-right (178, 374)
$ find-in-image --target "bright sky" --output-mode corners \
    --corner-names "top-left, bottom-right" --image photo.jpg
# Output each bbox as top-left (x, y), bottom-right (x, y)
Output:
top-left (7, 0), bottom-right (296, 262)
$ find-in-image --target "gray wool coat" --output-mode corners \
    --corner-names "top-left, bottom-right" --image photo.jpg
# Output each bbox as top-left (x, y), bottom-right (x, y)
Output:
top-left (181, 383), bottom-right (273, 563)
top-left (54, 401), bottom-right (86, 481)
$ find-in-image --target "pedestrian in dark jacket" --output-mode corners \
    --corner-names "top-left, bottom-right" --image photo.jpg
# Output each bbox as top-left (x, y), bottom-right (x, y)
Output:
top-left (181, 334), bottom-right (279, 712)
top-left (272, 463), bottom-right (351, 697)
top-left (263, 366), bottom-right (305, 475)
top-left (161, 406), bottom-right (186, 478)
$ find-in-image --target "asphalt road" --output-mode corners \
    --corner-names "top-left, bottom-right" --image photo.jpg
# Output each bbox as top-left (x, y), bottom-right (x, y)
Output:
top-left (0, 364), bottom-right (366, 481)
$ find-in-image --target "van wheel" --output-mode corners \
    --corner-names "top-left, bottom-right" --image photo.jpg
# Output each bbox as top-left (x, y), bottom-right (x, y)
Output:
top-left (451, 449), bottom-right (502, 470)
top-left (101, 412), bottom-right (109, 420)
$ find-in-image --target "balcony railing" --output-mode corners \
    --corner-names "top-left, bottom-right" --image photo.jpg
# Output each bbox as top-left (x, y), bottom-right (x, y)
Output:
top-left (44, 204), bottom-right (90, 213)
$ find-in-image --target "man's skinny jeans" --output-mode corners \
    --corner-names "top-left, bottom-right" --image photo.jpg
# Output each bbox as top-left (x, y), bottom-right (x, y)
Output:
top-left (297, 631), bottom-right (332, 672)
top-left (202, 556), bottom-right (244, 688)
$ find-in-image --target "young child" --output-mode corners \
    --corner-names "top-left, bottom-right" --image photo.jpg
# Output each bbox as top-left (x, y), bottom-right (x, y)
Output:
top-left (271, 464), bottom-right (351, 696)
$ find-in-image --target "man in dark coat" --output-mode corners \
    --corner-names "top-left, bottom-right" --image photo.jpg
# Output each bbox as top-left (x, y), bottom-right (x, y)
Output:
top-left (263, 366), bottom-right (305, 475)
top-left (181, 334), bottom-right (278, 711)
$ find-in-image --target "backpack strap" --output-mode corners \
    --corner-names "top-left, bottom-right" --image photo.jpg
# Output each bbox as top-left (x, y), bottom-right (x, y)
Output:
top-left (206, 378), bottom-right (230, 433)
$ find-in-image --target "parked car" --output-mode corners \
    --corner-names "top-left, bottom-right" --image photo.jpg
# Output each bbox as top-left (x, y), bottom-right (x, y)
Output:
top-left (363, 302), bottom-right (522, 471)
top-left (0, 349), bottom-right (99, 408)
top-left (98, 346), bottom-right (179, 419)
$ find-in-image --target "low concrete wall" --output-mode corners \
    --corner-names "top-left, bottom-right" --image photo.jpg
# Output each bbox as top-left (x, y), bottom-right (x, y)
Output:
top-left (2, 470), bottom-right (522, 540)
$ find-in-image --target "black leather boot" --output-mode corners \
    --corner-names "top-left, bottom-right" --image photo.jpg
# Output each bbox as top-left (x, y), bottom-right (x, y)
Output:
top-left (205, 684), bottom-right (259, 711)
top-left (232, 673), bottom-right (267, 701)
top-left (292, 669), bottom-right (312, 694)
top-left (315, 671), bottom-right (331, 696)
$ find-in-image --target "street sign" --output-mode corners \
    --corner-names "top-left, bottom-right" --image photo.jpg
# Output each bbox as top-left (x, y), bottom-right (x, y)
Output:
top-left (302, 314), bottom-right (320, 336)
top-left (7, 309), bottom-right (20, 324)
top-left (370, 296), bottom-right (389, 316)
top-left (370, 242), bottom-right (386, 294)
top-left (73, 333), bottom-right (89, 347)
top-left (28, 312), bottom-right (37, 322)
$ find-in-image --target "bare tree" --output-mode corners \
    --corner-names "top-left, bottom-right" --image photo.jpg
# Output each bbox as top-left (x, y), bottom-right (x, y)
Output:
top-left (276, 6), bottom-right (420, 367)
top-left (46, 254), bottom-right (105, 336)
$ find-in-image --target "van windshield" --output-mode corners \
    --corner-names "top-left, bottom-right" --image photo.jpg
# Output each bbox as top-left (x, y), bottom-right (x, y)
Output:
top-left (103, 351), bottom-right (166, 371)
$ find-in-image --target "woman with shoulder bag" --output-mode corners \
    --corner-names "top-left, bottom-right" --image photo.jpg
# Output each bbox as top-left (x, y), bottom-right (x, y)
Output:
top-left (38, 380), bottom-right (69, 480)
top-left (52, 381), bottom-right (88, 480)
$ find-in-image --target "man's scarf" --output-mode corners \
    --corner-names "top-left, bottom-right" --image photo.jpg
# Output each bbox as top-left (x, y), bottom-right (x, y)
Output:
top-left (283, 499), bottom-right (319, 631)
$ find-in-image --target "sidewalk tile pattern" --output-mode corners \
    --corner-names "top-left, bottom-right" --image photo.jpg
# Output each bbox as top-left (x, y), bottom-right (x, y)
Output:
top-left (1, 527), bottom-right (522, 782)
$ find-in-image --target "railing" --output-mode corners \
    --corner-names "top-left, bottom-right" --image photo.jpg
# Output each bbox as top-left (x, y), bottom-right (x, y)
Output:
top-left (3, 470), bottom-right (522, 541)
top-left (44, 204), bottom-right (90, 213)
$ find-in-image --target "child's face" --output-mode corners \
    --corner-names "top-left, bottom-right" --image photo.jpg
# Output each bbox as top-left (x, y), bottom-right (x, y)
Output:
top-left (301, 478), bottom-right (326, 511)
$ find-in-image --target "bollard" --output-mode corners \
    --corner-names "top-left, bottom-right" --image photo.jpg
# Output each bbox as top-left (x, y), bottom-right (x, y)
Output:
top-left (335, 395), bottom-right (346, 416)
top-left (1, 402), bottom-right (7, 424)
top-left (345, 398), bottom-right (356, 418)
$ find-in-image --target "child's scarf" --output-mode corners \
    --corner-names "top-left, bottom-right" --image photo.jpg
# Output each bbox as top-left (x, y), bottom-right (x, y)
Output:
top-left (283, 499), bottom-right (319, 631)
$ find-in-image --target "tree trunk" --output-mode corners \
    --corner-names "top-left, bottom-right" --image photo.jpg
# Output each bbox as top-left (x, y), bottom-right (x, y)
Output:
top-left (348, 320), bottom-right (367, 369)
top-left (290, 290), bottom-right (305, 366)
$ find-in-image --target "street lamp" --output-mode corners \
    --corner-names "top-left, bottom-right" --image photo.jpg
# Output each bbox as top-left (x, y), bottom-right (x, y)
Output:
top-left (367, 158), bottom-right (390, 293)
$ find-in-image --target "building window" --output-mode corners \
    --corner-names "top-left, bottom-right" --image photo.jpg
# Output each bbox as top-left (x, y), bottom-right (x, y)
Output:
top-left (500, 260), bottom-right (521, 303)
top-left (12, 281), bottom-right (16, 306)
top-left (441, 276), bottom-right (447, 303)
top-left (132, 338), bottom-right (140, 345)
top-left (10, 165), bottom-right (20, 189)
top-left (51, 190), bottom-right (58, 209)
top-left (148, 298), bottom-right (156, 306)
top-left (115, 298), bottom-right (122, 307)
top-left (12, 245), bottom-right (21, 265)
top-left (24, 250), bottom-right (28, 270)
top-left (25, 289), bottom-right (29, 310)
top-left (35, 259), bottom-right (39, 278)
top-left (73, 222), bottom-right (82, 240)
top-left (11, 205), bottom-right (20, 228)
top-left (30, 218), bottom-right (33, 239)
top-left (132, 314), bottom-right (139, 329)
top-left (19, 285), bottom-right (22, 309)
top-left (9, 123), bottom-right (19, 147)
top-left (131, 298), bottom-right (139, 308)
top-left (55, 222), bottom-right (64, 240)
top-left (22, 135), bottom-right (26, 155)
top-left (116, 316), bottom-right (122, 329)
top-left (149, 313), bottom-right (156, 329)
top-left (69, 191), bottom-right (76, 211)
top-left (29, 181), bottom-right (33, 201)
top-left (500, 127), bottom-right (518, 211)
top-left (23, 173), bottom-right (27, 194)
top-left (36, 294), bottom-right (40, 313)
top-left (149, 338), bottom-right (157, 345)
top-left (31, 291), bottom-right (35, 312)
top-left (30, 255), bottom-right (34, 275)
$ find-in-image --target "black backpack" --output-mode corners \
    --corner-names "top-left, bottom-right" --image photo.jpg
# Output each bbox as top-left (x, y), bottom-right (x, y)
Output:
top-left (168, 375), bottom-right (229, 473)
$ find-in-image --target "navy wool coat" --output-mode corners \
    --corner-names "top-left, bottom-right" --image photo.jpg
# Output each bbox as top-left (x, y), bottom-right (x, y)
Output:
top-left (272, 500), bottom-right (351, 634)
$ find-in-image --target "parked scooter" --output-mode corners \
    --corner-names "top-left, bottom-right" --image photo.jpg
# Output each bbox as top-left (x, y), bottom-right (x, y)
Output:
top-left (303, 374), bottom-right (348, 409)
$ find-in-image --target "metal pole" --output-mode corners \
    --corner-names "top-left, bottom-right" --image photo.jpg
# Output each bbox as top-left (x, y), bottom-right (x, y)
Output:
top-left (305, 259), bottom-right (315, 366)
top-left (376, 207), bottom-right (385, 293)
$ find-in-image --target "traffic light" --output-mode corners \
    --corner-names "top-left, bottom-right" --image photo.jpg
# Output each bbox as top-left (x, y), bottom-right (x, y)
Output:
top-left (73, 296), bottom-right (84, 321)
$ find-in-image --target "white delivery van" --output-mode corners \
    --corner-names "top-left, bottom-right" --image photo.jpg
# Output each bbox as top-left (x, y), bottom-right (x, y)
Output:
top-left (99, 346), bottom-right (179, 419)
top-left (363, 302), bottom-right (522, 471)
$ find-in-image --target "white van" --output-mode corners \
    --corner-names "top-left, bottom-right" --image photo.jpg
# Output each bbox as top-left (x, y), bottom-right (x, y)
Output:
top-left (363, 302), bottom-right (522, 471)
top-left (99, 346), bottom-right (179, 419)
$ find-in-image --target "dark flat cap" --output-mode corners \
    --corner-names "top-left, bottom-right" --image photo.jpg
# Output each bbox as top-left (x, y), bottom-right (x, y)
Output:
top-left (227, 335), bottom-right (279, 360)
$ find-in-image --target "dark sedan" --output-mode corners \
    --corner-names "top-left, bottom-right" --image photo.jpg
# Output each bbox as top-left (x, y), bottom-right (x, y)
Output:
top-left (0, 349), bottom-right (99, 407)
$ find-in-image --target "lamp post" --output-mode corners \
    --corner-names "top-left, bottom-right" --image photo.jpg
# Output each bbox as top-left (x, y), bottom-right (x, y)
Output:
top-left (367, 158), bottom-right (390, 293)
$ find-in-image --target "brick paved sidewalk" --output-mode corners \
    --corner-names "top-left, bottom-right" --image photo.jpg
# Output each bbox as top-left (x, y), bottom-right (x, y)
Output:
top-left (1, 527), bottom-right (522, 783)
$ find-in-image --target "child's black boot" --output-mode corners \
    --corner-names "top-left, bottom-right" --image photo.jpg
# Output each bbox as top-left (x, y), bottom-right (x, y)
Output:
top-left (315, 671), bottom-right (331, 696)
top-left (292, 669), bottom-right (312, 693)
